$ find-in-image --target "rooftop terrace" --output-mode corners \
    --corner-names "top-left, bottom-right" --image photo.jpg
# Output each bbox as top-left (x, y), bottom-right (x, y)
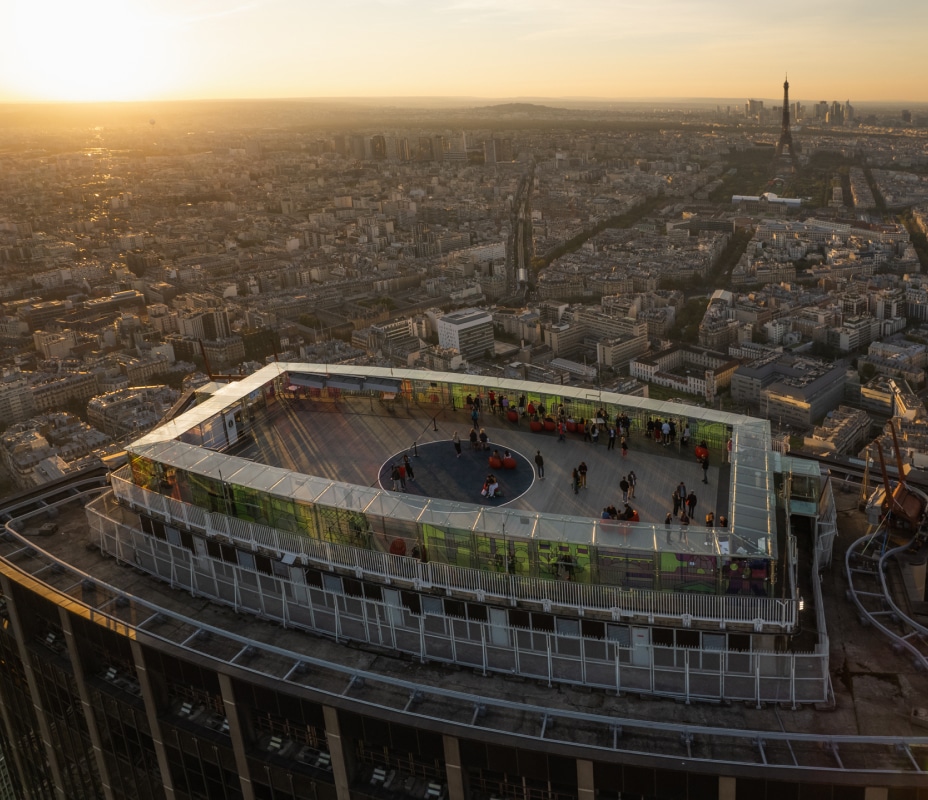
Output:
top-left (3, 449), bottom-right (928, 785)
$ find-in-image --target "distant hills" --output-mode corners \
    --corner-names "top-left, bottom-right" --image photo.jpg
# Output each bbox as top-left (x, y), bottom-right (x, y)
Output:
top-left (472, 102), bottom-right (572, 116)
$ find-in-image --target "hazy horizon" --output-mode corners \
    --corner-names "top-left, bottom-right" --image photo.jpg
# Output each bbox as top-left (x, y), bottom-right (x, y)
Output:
top-left (3, 0), bottom-right (927, 105)
top-left (1, 95), bottom-right (926, 110)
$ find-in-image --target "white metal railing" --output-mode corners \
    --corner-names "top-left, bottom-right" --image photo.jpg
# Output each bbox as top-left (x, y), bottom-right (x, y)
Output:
top-left (110, 475), bottom-right (796, 630)
top-left (86, 495), bottom-right (826, 705)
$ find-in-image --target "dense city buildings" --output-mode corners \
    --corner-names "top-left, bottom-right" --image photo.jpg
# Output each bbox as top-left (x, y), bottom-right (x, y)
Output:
top-left (2, 93), bottom-right (928, 797)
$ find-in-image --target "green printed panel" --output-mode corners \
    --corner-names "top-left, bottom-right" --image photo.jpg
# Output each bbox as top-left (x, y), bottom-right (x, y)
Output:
top-left (473, 532), bottom-right (497, 572)
top-left (509, 538), bottom-right (531, 576)
top-left (660, 551), bottom-right (681, 572)
top-left (594, 550), bottom-right (655, 590)
top-left (444, 528), bottom-right (474, 569)
top-left (186, 472), bottom-right (225, 514)
top-left (535, 540), bottom-right (558, 580)
top-left (170, 469), bottom-right (192, 503)
top-left (291, 499), bottom-right (317, 538)
top-left (315, 507), bottom-right (371, 548)
top-left (316, 506), bottom-right (352, 546)
top-left (412, 380), bottom-right (447, 406)
top-left (129, 455), bottom-right (160, 491)
top-left (542, 541), bottom-right (586, 582)
top-left (622, 555), bottom-right (655, 590)
top-left (421, 524), bottom-right (448, 564)
top-left (573, 543), bottom-right (592, 584)
top-left (449, 383), bottom-right (471, 410)
top-left (346, 512), bottom-right (371, 549)
top-left (266, 496), bottom-right (298, 533)
top-left (689, 420), bottom-right (728, 450)
top-left (228, 483), bottom-right (262, 523)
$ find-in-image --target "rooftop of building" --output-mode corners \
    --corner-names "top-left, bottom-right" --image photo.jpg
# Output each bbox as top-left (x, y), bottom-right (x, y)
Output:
top-left (4, 399), bottom-right (928, 780)
top-left (128, 363), bottom-right (776, 558)
top-left (438, 308), bottom-right (491, 325)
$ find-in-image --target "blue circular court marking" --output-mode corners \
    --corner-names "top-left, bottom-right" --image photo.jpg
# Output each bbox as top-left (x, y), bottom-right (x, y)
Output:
top-left (379, 441), bottom-right (535, 505)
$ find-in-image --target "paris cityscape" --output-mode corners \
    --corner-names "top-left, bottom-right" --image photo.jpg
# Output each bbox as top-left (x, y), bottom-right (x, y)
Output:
top-left (2, 1), bottom-right (928, 798)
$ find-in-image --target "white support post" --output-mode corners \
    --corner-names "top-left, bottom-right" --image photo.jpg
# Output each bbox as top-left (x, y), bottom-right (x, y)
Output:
top-left (360, 595), bottom-right (370, 645)
top-left (419, 613), bottom-right (426, 663)
top-left (546, 633), bottom-right (553, 688)
top-left (755, 661), bottom-right (762, 709)
top-left (280, 580), bottom-right (290, 629)
top-left (684, 650), bottom-right (691, 705)
top-left (480, 623), bottom-right (488, 676)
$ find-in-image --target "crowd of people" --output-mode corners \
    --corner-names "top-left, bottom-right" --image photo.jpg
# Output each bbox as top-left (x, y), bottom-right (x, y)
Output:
top-left (454, 394), bottom-right (731, 535)
top-left (644, 416), bottom-right (692, 448)
top-left (601, 503), bottom-right (640, 522)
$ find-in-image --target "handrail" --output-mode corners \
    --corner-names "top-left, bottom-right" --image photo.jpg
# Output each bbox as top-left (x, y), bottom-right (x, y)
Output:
top-left (111, 474), bottom-right (796, 630)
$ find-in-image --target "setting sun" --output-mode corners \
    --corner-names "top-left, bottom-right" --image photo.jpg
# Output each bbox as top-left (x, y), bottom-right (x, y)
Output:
top-left (7, 0), bottom-right (177, 102)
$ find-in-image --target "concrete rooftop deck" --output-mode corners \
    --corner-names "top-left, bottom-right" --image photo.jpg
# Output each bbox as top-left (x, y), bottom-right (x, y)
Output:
top-left (232, 394), bottom-right (731, 545)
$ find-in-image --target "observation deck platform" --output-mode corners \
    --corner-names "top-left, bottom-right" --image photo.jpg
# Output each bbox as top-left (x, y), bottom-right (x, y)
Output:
top-left (232, 392), bottom-right (732, 549)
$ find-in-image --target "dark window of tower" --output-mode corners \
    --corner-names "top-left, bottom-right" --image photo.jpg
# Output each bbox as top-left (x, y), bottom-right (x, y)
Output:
top-left (729, 633), bottom-right (751, 651)
top-left (400, 591), bottom-right (421, 615)
top-left (508, 609), bottom-right (530, 629)
top-left (531, 613), bottom-right (554, 633)
top-left (443, 598), bottom-right (466, 618)
top-left (303, 567), bottom-right (323, 588)
top-left (652, 628), bottom-right (674, 647)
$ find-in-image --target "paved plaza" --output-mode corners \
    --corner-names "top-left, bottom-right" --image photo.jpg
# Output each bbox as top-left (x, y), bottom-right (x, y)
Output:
top-left (234, 395), bottom-right (732, 529)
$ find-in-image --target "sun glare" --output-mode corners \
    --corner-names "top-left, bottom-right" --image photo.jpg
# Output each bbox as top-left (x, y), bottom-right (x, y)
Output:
top-left (9, 0), bottom-right (175, 102)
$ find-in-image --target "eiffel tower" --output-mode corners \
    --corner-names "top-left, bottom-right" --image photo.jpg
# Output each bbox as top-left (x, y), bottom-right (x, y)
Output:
top-left (775, 75), bottom-right (798, 163)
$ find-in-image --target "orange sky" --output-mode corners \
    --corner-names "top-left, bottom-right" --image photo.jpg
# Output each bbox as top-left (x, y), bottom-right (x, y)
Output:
top-left (3, 0), bottom-right (926, 104)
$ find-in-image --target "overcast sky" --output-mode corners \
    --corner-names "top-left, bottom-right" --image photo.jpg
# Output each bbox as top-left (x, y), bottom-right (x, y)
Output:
top-left (3, 0), bottom-right (926, 103)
